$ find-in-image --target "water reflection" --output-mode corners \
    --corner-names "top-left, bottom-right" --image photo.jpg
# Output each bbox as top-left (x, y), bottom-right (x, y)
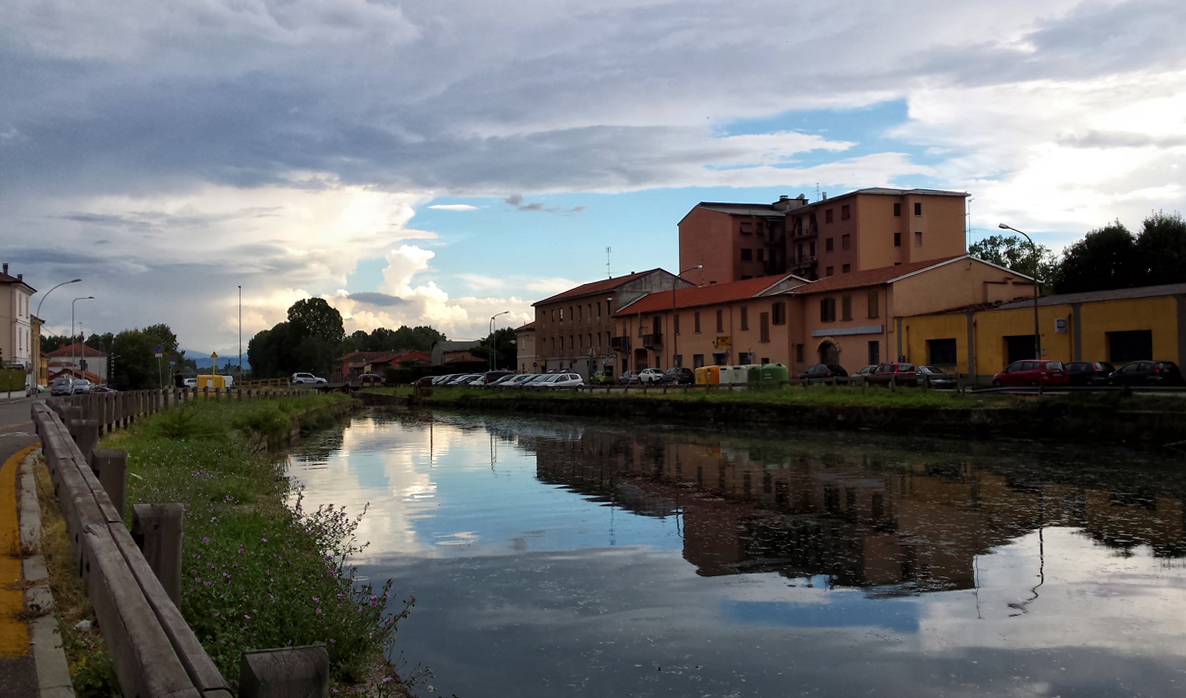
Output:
top-left (287, 411), bottom-right (1186, 698)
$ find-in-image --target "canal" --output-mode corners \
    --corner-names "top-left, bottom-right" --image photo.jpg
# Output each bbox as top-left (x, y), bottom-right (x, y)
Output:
top-left (287, 409), bottom-right (1186, 697)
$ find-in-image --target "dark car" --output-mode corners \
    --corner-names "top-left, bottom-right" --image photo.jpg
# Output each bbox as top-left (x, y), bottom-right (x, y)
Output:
top-left (473, 370), bottom-right (514, 386)
top-left (1064, 361), bottom-right (1116, 386)
top-left (916, 365), bottom-right (956, 389)
top-left (867, 363), bottom-right (918, 387)
top-left (798, 363), bottom-right (848, 382)
top-left (660, 367), bottom-right (695, 385)
top-left (991, 360), bottom-right (1068, 387)
top-left (1109, 361), bottom-right (1186, 387)
top-left (90, 386), bottom-right (118, 393)
top-left (619, 370), bottom-right (641, 385)
top-left (351, 373), bottom-right (385, 387)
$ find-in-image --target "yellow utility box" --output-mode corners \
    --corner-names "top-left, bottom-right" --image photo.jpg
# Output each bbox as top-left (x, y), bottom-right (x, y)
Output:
top-left (196, 375), bottom-right (229, 390)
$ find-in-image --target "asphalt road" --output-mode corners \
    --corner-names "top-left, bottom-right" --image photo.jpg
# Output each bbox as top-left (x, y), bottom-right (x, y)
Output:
top-left (0, 395), bottom-right (40, 697)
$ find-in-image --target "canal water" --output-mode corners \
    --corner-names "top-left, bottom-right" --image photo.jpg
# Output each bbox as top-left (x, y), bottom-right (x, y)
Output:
top-left (287, 409), bottom-right (1186, 697)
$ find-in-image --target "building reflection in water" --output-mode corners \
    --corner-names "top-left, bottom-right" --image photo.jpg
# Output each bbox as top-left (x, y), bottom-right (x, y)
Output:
top-left (522, 426), bottom-right (1186, 595)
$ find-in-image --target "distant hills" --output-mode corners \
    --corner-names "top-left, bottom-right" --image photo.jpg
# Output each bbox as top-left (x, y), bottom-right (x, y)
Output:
top-left (182, 349), bottom-right (250, 370)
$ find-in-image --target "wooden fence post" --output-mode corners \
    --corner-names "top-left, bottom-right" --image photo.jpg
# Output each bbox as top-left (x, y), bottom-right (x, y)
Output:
top-left (131, 503), bottom-right (184, 606)
top-left (70, 418), bottom-right (101, 462)
top-left (239, 645), bottom-right (329, 698)
top-left (92, 449), bottom-right (128, 519)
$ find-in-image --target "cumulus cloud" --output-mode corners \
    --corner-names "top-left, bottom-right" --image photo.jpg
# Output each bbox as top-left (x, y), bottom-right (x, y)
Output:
top-left (428, 204), bottom-right (479, 211)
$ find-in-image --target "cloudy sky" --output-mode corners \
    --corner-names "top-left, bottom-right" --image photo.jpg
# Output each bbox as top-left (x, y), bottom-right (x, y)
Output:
top-left (4, 0), bottom-right (1184, 354)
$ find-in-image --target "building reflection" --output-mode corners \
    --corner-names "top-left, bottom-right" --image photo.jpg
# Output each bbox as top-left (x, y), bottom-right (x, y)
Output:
top-left (526, 428), bottom-right (1186, 593)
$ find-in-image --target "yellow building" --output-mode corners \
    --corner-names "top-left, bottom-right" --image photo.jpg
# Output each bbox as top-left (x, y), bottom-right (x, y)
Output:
top-left (902, 283), bottom-right (1186, 381)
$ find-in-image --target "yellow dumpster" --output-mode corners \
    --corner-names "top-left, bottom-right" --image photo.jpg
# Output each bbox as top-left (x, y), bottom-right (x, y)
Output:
top-left (195, 375), bottom-right (229, 394)
top-left (694, 365), bottom-right (720, 385)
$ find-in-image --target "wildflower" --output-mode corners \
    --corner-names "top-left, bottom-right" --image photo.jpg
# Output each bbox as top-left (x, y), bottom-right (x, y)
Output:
top-left (202, 536), bottom-right (209, 544)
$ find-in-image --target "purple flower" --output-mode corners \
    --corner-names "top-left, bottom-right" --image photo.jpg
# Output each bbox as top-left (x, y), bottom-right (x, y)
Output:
top-left (316, 607), bottom-right (322, 614)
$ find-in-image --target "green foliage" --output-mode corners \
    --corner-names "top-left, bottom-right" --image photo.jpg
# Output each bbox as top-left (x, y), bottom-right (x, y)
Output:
top-left (969, 234), bottom-right (1057, 286)
top-left (84, 332), bottom-right (115, 354)
top-left (339, 325), bottom-right (446, 354)
top-left (1137, 211), bottom-right (1186, 286)
top-left (287, 298), bottom-right (345, 344)
top-left (229, 403), bottom-right (292, 444)
top-left (0, 368), bottom-right (25, 392)
top-left (110, 325), bottom-right (179, 390)
top-left (1052, 221), bottom-right (1140, 294)
top-left (469, 326), bottom-right (517, 370)
top-left (106, 395), bottom-right (411, 688)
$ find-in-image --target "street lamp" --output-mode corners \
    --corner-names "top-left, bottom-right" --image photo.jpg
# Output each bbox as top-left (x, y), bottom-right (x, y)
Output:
top-left (35, 278), bottom-right (82, 319)
top-left (489, 311), bottom-right (510, 371)
top-left (672, 265), bottom-right (702, 369)
top-left (238, 285), bottom-right (243, 374)
top-left (71, 296), bottom-right (95, 380)
top-left (998, 223), bottom-right (1042, 361)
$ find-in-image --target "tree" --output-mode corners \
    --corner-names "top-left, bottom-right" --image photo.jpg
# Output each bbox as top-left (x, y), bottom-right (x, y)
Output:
top-left (287, 298), bottom-right (344, 344)
top-left (1052, 221), bottom-right (1140, 294)
top-left (110, 324), bottom-right (180, 390)
top-left (85, 332), bottom-right (115, 354)
top-left (1137, 212), bottom-right (1186, 286)
top-left (969, 235), bottom-right (1057, 287)
top-left (471, 327), bottom-right (517, 371)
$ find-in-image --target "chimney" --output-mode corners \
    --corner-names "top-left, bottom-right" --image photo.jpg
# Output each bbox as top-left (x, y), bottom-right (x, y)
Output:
top-left (17, 274), bottom-right (21, 282)
top-left (779, 195), bottom-right (789, 202)
top-left (2, 263), bottom-right (7, 275)
top-left (821, 192), bottom-right (827, 200)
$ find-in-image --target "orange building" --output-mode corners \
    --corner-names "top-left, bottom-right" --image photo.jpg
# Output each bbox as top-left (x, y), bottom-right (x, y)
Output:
top-left (679, 188), bottom-right (969, 286)
top-left (612, 256), bottom-right (1033, 374)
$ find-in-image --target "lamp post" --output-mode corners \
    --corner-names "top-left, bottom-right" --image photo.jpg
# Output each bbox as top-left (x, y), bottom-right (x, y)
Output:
top-left (238, 285), bottom-right (243, 375)
top-left (489, 311), bottom-right (510, 372)
top-left (998, 223), bottom-right (1041, 361)
top-left (71, 296), bottom-right (95, 380)
top-left (35, 278), bottom-right (82, 319)
top-left (671, 265), bottom-right (702, 369)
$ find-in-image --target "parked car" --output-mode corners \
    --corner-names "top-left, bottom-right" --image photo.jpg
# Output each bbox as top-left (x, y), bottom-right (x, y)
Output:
top-left (991, 360), bottom-right (1069, 387)
top-left (1108, 360), bottom-right (1186, 387)
top-left (541, 372), bottom-right (586, 388)
top-left (90, 386), bottom-right (118, 393)
top-left (638, 368), bottom-right (664, 384)
top-left (850, 365), bottom-right (878, 385)
top-left (916, 365), bottom-right (957, 389)
top-left (473, 370), bottom-right (514, 386)
top-left (660, 367), bottom-right (695, 385)
top-left (1064, 361), bottom-right (1116, 386)
top-left (867, 363), bottom-right (919, 387)
top-left (72, 379), bottom-right (92, 394)
top-left (183, 377), bottom-right (198, 388)
top-left (351, 373), bottom-right (384, 387)
top-left (619, 370), bottom-right (641, 385)
top-left (51, 377), bottom-right (74, 396)
top-left (522, 374), bottom-right (555, 388)
top-left (590, 370), bottom-right (615, 385)
top-left (431, 374), bottom-right (460, 385)
top-left (798, 364), bottom-right (849, 382)
top-left (445, 373), bottom-right (481, 386)
top-left (291, 372), bottom-right (327, 384)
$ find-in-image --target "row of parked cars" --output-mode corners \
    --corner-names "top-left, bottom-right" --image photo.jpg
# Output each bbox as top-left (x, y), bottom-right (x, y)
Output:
top-left (426, 371), bottom-right (587, 388)
top-left (793, 359), bottom-right (1185, 388)
top-left (50, 377), bottom-right (118, 395)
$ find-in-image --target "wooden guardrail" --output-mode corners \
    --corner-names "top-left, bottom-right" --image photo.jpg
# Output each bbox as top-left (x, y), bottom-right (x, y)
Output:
top-left (238, 377), bottom-right (291, 389)
top-left (34, 402), bottom-right (232, 698)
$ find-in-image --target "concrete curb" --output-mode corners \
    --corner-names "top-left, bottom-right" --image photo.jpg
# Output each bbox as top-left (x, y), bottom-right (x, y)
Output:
top-left (18, 449), bottom-right (75, 698)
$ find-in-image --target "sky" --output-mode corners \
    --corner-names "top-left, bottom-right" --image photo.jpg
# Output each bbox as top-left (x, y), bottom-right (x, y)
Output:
top-left (3, 0), bottom-right (1185, 354)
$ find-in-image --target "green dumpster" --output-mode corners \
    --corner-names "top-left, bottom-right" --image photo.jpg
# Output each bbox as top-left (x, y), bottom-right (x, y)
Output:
top-left (757, 363), bottom-right (789, 387)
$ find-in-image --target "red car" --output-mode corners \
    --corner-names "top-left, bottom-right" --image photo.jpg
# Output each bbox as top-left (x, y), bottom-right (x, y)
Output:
top-left (867, 362), bottom-right (918, 387)
top-left (992, 360), bottom-right (1069, 387)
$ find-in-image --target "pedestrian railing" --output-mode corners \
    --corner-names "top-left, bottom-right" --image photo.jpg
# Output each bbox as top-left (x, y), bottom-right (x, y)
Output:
top-left (35, 389), bottom-right (330, 698)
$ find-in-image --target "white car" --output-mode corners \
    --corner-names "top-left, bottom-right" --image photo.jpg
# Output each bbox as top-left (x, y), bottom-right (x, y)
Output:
top-left (72, 379), bottom-right (92, 394)
top-left (291, 372), bottom-right (327, 384)
top-left (638, 368), bottom-right (664, 384)
top-left (542, 373), bottom-right (585, 388)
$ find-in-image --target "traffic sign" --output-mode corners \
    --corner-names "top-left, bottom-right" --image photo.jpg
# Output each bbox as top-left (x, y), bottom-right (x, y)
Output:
top-left (154, 344), bottom-right (163, 358)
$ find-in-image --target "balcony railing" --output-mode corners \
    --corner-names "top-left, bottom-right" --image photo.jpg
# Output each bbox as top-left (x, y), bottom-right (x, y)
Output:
top-left (642, 333), bottom-right (663, 349)
top-left (610, 336), bottom-right (631, 352)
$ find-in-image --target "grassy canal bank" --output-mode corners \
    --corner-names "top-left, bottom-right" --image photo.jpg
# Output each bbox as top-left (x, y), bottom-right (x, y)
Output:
top-left (363, 385), bottom-right (1186, 446)
top-left (95, 394), bottom-right (415, 696)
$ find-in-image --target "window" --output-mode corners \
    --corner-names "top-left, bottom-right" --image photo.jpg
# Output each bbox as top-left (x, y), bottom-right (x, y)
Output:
top-left (867, 291), bottom-right (879, 318)
top-left (693, 354), bottom-right (705, 369)
top-left (825, 238), bottom-right (834, 252)
top-left (894, 232), bottom-right (901, 247)
top-left (551, 338), bottom-right (555, 352)
top-left (820, 298), bottom-right (836, 322)
top-left (809, 241), bottom-right (816, 257)
top-left (757, 248), bottom-right (765, 262)
top-left (841, 204), bottom-right (850, 220)
top-left (759, 312), bottom-right (770, 342)
top-left (842, 264), bottom-right (851, 273)
top-left (826, 266), bottom-right (834, 277)
top-left (588, 333), bottom-right (593, 349)
top-left (868, 341), bottom-right (880, 365)
top-left (915, 231), bottom-right (922, 247)
top-left (674, 313), bottom-right (680, 335)
top-left (607, 300), bottom-right (612, 316)
top-left (841, 295), bottom-right (852, 321)
top-left (579, 334), bottom-right (583, 349)
top-left (740, 306), bottom-right (749, 331)
top-left (1108, 330), bottom-right (1153, 363)
top-left (740, 221), bottom-right (753, 235)
top-left (894, 203), bottom-right (901, 217)
top-left (741, 248), bottom-right (753, 261)
top-left (551, 309), bottom-right (555, 321)
top-left (559, 308), bottom-right (564, 321)
top-left (597, 303), bottom-right (601, 318)
top-left (569, 306), bottom-right (574, 321)
top-left (825, 209), bottom-right (834, 223)
top-left (772, 301), bottom-right (786, 326)
top-left (716, 309), bottom-right (723, 332)
top-left (927, 338), bottom-right (958, 366)
top-left (914, 202), bottom-right (922, 216)
top-left (694, 312), bottom-right (701, 333)
top-left (559, 336), bottom-right (564, 350)
top-left (570, 335), bottom-right (574, 350)
top-left (841, 234), bottom-right (850, 250)
top-left (761, 357), bottom-right (769, 365)
top-left (795, 344), bottom-right (804, 363)
top-left (578, 305), bottom-right (582, 321)
top-left (588, 303), bottom-right (592, 319)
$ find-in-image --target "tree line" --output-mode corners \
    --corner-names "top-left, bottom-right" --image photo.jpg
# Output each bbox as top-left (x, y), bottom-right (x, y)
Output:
top-left (42, 324), bottom-right (183, 390)
top-left (970, 211), bottom-right (1186, 294)
top-left (247, 298), bottom-right (447, 378)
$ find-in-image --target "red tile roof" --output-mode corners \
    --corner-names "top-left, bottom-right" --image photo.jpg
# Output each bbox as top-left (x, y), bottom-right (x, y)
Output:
top-left (533, 269), bottom-right (663, 306)
top-left (786, 256), bottom-right (966, 295)
top-left (44, 342), bottom-right (108, 358)
top-left (615, 275), bottom-right (797, 315)
top-left (514, 321), bottom-right (536, 332)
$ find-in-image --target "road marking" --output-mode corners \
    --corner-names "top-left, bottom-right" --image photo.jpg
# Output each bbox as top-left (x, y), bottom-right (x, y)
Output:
top-left (0, 421), bottom-right (31, 432)
top-left (0, 443), bottom-right (37, 657)
top-left (0, 433), bottom-right (30, 438)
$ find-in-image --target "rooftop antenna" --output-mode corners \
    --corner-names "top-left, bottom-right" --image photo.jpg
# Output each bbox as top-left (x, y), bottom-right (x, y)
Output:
top-left (606, 246), bottom-right (612, 278)
top-left (966, 197), bottom-right (974, 251)
top-left (815, 183), bottom-right (820, 201)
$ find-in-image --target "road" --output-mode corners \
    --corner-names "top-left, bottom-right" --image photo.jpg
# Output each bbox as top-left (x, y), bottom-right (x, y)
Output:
top-left (0, 395), bottom-right (40, 697)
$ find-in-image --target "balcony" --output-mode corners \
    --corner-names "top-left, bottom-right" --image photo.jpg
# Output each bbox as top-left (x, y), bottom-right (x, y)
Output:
top-left (642, 333), bottom-right (663, 349)
top-left (610, 336), bottom-right (631, 352)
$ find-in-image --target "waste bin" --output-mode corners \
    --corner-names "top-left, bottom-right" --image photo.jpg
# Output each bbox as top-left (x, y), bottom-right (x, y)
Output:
top-left (757, 363), bottom-right (789, 387)
top-left (694, 365), bottom-right (720, 385)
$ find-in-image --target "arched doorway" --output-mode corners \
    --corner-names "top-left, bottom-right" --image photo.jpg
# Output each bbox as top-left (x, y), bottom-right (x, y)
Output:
top-left (818, 339), bottom-right (840, 366)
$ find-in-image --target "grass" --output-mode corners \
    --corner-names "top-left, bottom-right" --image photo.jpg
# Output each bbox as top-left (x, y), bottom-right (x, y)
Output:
top-left (101, 394), bottom-right (413, 696)
top-left (33, 457), bottom-right (121, 697)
